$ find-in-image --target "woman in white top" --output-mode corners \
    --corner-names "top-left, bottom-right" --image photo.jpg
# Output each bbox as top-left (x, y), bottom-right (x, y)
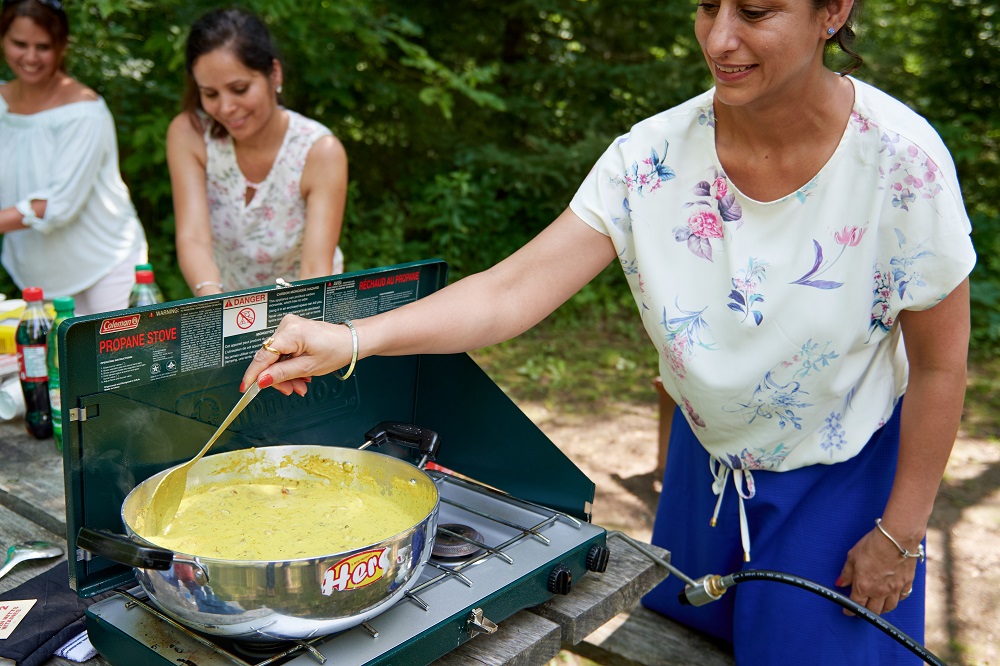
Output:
top-left (0, 0), bottom-right (147, 315)
top-left (167, 7), bottom-right (348, 297)
top-left (240, 0), bottom-right (974, 662)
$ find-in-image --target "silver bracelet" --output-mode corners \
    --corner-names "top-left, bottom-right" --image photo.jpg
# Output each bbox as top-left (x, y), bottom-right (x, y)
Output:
top-left (333, 320), bottom-right (358, 381)
top-left (193, 280), bottom-right (225, 293)
top-left (875, 518), bottom-right (925, 563)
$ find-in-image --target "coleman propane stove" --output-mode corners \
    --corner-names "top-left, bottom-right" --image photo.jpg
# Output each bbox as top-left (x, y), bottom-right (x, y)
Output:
top-left (57, 260), bottom-right (609, 666)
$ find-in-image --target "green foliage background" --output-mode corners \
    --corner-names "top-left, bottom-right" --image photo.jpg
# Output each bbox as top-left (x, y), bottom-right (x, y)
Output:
top-left (2, 0), bottom-right (998, 356)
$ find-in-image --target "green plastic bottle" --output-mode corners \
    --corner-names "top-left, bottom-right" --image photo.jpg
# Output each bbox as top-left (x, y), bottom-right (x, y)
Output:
top-left (134, 263), bottom-right (165, 303)
top-left (47, 296), bottom-right (75, 451)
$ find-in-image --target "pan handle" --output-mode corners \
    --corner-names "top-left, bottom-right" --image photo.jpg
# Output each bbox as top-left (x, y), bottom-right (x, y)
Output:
top-left (364, 422), bottom-right (441, 460)
top-left (77, 527), bottom-right (174, 570)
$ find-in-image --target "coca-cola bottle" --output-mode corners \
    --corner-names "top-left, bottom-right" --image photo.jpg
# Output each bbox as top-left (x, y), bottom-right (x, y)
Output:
top-left (16, 287), bottom-right (53, 439)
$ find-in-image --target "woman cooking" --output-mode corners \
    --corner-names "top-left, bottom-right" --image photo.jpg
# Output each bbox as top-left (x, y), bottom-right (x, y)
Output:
top-left (167, 7), bottom-right (348, 296)
top-left (240, 0), bottom-right (975, 662)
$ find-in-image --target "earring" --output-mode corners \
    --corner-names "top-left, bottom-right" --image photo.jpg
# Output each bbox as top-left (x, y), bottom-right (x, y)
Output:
top-left (276, 85), bottom-right (283, 94)
top-left (827, 27), bottom-right (836, 36)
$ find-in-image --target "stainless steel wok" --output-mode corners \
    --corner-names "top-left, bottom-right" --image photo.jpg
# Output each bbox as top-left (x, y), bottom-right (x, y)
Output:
top-left (77, 423), bottom-right (441, 642)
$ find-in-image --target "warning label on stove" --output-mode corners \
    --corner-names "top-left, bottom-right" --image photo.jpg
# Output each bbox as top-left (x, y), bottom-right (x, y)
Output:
top-left (97, 308), bottom-right (187, 391)
top-left (325, 269), bottom-right (421, 322)
top-left (221, 293), bottom-right (269, 366)
top-left (222, 293), bottom-right (268, 336)
top-left (267, 284), bottom-right (324, 323)
top-left (93, 267), bottom-right (430, 392)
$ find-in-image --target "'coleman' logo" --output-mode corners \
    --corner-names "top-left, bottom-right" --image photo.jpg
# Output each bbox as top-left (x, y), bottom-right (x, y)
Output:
top-left (99, 315), bottom-right (141, 335)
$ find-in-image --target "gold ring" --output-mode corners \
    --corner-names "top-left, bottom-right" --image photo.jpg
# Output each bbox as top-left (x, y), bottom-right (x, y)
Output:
top-left (261, 337), bottom-right (281, 355)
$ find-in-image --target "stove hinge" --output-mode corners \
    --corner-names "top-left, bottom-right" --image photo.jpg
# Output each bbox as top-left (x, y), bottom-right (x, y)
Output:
top-left (467, 608), bottom-right (498, 637)
top-left (70, 405), bottom-right (98, 422)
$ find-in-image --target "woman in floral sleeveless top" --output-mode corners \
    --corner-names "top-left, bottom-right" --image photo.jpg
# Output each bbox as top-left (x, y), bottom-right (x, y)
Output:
top-left (242, 0), bottom-right (974, 663)
top-left (167, 8), bottom-right (347, 296)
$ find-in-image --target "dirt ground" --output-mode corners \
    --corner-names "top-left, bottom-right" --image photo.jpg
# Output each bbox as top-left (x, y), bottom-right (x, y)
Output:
top-left (517, 399), bottom-right (1000, 666)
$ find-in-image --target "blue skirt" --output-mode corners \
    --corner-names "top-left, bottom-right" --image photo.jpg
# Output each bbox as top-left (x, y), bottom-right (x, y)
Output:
top-left (642, 400), bottom-right (927, 665)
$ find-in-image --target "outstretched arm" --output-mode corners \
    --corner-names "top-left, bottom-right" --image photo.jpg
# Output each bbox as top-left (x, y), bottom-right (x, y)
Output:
top-left (241, 207), bottom-right (617, 394)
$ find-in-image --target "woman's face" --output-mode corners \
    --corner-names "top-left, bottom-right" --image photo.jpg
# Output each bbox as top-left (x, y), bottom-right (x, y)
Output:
top-left (695, 0), bottom-right (830, 109)
top-left (192, 47), bottom-right (280, 140)
top-left (1, 16), bottom-right (63, 87)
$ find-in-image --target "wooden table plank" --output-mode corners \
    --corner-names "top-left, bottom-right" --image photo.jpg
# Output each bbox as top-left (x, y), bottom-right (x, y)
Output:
top-left (532, 533), bottom-right (670, 646)
top-left (437, 610), bottom-right (563, 666)
top-left (570, 604), bottom-right (734, 666)
top-left (0, 420), bottom-right (67, 537)
top-left (0, 504), bottom-right (65, 591)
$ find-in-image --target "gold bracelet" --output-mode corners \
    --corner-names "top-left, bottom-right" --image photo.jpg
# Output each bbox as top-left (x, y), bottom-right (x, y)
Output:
top-left (194, 280), bottom-right (225, 293)
top-left (333, 320), bottom-right (358, 381)
top-left (875, 518), bottom-right (925, 563)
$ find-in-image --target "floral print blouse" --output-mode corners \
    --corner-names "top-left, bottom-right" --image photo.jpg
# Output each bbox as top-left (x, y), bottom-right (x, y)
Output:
top-left (205, 109), bottom-right (344, 291)
top-left (571, 77), bottom-right (976, 475)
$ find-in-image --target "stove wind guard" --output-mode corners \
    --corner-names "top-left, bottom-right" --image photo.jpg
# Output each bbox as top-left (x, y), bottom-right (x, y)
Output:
top-left (59, 259), bottom-right (605, 665)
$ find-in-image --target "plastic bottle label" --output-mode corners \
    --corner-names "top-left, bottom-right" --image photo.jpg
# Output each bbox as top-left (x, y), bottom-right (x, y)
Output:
top-left (49, 386), bottom-right (61, 412)
top-left (17, 345), bottom-right (48, 382)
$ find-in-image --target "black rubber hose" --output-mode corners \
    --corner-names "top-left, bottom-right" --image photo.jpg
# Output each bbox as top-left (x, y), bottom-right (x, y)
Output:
top-left (726, 570), bottom-right (947, 666)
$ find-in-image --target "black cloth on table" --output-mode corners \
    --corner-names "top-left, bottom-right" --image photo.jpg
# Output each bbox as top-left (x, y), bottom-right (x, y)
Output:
top-left (0, 561), bottom-right (112, 666)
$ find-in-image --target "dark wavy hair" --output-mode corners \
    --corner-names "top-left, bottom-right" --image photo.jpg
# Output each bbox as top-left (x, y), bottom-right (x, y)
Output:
top-left (181, 7), bottom-right (282, 139)
top-left (0, 0), bottom-right (70, 71)
top-left (819, 0), bottom-right (863, 75)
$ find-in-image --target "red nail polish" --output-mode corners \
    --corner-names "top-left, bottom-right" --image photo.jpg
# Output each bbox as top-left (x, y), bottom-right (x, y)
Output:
top-left (239, 381), bottom-right (245, 392)
top-left (258, 374), bottom-right (274, 389)
top-left (835, 577), bottom-right (845, 587)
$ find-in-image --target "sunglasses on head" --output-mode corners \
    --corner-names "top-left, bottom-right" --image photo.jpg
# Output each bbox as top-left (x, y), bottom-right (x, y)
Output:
top-left (2, 0), bottom-right (65, 12)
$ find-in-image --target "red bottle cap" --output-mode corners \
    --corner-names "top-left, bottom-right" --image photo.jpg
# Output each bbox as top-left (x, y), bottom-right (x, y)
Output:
top-left (22, 287), bottom-right (43, 301)
top-left (135, 270), bottom-right (155, 284)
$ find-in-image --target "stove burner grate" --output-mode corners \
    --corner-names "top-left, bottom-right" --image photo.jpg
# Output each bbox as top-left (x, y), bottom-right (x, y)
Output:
top-left (433, 523), bottom-right (486, 558)
top-left (227, 639), bottom-right (293, 660)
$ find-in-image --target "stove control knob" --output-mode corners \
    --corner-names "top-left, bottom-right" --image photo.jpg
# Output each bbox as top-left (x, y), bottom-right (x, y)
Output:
top-left (586, 544), bottom-right (611, 573)
top-left (548, 565), bottom-right (573, 595)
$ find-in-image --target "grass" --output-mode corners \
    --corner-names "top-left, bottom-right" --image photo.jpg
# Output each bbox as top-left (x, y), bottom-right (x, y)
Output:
top-left (469, 311), bottom-right (661, 416)
top-left (962, 356), bottom-right (1000, 440)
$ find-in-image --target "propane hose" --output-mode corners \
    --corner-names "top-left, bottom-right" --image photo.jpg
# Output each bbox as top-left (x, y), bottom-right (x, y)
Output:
top-left (608, 532), bottom-right (947, 666)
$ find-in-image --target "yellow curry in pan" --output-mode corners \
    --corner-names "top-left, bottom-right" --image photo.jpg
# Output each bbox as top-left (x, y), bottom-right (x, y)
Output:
top-left (140, 454), bottom-right (436, 561)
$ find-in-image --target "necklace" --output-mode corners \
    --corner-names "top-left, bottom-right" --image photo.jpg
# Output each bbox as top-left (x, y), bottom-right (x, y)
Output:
top-left (245, 178), bottom-right (264, 190)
